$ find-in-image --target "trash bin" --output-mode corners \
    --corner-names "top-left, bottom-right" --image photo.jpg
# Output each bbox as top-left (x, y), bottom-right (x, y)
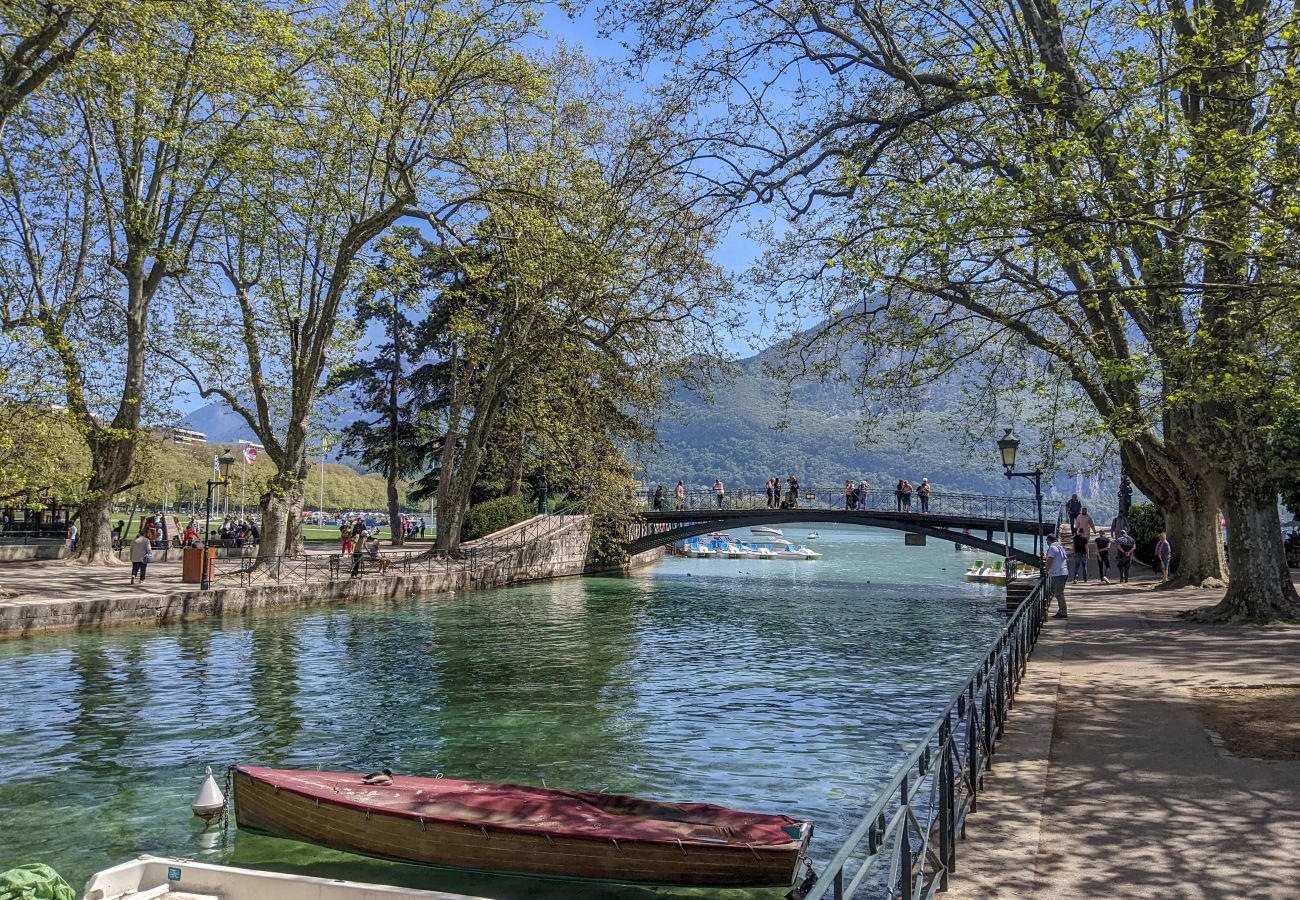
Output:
top-left (182, 546), bottom-right (218, 584)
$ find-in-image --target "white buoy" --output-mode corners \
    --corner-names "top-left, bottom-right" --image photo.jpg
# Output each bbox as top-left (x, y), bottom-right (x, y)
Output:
top-left (192, 765), bottom-right (226, 820)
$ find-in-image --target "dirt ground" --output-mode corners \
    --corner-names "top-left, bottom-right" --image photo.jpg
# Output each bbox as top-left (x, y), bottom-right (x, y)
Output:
top-left (1193, 685), bottom-right (1300, 761)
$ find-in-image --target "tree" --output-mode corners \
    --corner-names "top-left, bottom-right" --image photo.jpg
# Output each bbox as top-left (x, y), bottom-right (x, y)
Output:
top-left (334, 230), bottom-right (438, 546)
top-left (607, 0), bottom-right (1300, 620)
top-left (0, 0), bottom-right (297, 563)
top-left (0, 0), bottom-right (103, 134)
top-left (399, 57), bottom-right (729, 552)
top-left (174, 0), bottom-right (537, 561)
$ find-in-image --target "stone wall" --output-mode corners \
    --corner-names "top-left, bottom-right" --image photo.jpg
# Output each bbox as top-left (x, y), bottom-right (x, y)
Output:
top-left (0, 543), bottom-right (68, 562)
top-left (0, 515), bottom-right (608, 639)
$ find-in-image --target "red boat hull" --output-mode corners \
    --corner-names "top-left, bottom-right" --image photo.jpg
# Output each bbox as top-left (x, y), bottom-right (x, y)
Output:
top-left (232, 766), bottom-right (812, 887)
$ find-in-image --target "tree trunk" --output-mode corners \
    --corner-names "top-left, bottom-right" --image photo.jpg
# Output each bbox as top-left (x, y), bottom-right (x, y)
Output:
top-left (1120, 437), bottom-right (1228, 587)
top-left (1186, 476), bottom-right (1300, 624)
top-left (258, 491), bottom-right (294, 561)
top-left (387, 472), bottom-right (402, 548)
top-left (74, 436), bottom-right (135, 565)
top-left (1163, 486), bottom-right (1227, 589)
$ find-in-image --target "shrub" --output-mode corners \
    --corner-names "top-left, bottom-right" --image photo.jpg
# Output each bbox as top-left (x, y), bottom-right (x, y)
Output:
top-left (461, 495), bottom-right (534, 542)
top-left (1126, 502), bottom-right (1166, 569)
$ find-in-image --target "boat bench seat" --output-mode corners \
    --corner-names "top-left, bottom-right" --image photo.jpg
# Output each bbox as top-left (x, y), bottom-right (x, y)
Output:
top-left (128, 888), bottom-right (221, 900)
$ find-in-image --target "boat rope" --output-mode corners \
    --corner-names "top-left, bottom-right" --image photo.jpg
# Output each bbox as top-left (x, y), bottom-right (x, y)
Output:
top-left (676, 839), bottom-right (687, 856)
top-left (611, 839), bottom-right (621, 853)
top-left (746, 842), bottom-right (759, 860)
top-left (544, 834), bottom-right (554, 846)
top-left (480, 827), bottom-right (490, 840)
top-left (419, 818), bottom-right (426, 832)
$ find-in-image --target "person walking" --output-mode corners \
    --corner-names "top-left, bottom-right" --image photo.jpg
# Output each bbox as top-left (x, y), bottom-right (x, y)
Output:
top-left (713, 478), bottom-right (725, 509)
top-left (674, 480), bottom-right (685, 511)
top-left (1071, 506), bottom-right (1095, 582)
top-left (1155, 532), bottom-right (1172, 582)
top-left (918, 478), bottom-right (931, 514)
top-left (1094, 530), bottom-right (1112, 584)
top-left (1045, 531), bottom-right (1069, 618)
top-left (66, 521), bottom-right (78, 553)
top-left (129, 532), bottom-right (152, 584)
top-left (1066, 492), bottom-right (1082, 522)
top-left (1115, 528), bottom-right (1136, 582)
top-left (1071, 526), bottom-right (1089, 582)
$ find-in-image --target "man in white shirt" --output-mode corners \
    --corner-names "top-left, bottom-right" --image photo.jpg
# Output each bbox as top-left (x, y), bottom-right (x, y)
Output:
top-left (1045, 531), bottom-right (1070, 618)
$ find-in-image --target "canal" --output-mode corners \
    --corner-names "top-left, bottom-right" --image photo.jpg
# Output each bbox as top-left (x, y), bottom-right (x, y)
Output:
top-left (0, 526), bottom-right (1005, 897)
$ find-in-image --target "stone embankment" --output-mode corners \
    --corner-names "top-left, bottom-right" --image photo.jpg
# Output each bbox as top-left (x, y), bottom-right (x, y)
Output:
top-left (0, 515), bottom-right (663, 639)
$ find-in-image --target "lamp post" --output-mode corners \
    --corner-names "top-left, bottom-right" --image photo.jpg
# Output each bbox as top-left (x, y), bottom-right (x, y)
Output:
top-left (997, 429), bottom-right (1045, 561)
top-left (201, 451), bottom-right (236, 590)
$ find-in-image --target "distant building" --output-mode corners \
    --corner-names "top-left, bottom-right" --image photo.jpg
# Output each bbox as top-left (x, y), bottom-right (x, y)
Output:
top-left (169, 426), bottom-right (207, 444)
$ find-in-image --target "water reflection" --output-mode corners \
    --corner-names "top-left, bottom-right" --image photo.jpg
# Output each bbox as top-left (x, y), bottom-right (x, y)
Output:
top-left (0, 527), bottom-right (1005, 896)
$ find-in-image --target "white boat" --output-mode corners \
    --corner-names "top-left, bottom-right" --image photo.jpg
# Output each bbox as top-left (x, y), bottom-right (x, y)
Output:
top-left (82, 855), bottom-right (486, 900)
top-left (750, 526), bottom-right (784, 537)
top-left (769, 538), bottom-right (823, 560)
top-left (681, 538), bottom-right (715, 558)
top-left (806, 531), bottom-right (820, 540)
top-left (964, 559), bottom-right (1018, 585)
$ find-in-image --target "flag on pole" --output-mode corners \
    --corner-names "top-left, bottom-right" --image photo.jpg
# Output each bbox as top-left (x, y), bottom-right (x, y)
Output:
top-left (242, 444), bottom-right (258, 465)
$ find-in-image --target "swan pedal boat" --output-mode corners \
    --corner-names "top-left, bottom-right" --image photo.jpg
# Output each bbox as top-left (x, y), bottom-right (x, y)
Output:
top-left (232, 766), bottom-right (813, 888)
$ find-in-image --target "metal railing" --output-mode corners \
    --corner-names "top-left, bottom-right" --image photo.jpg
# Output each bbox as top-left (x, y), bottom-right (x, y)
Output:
top-left (210, 504), bottom-right (589, 589)
top-left (803, 577), bottom-right (1048, 899)
top-left (638, 488), bottom-right (1042, 522)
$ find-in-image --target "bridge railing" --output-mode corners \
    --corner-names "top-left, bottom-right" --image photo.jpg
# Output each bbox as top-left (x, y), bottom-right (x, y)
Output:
top-left (636, 488), bottom-right (1042, 522)
top-left (802, 576), bottom-right (1049, 899)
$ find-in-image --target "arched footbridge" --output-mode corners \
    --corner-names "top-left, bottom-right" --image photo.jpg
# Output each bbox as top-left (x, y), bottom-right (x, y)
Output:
top-left (627, 488), bottom-right (1055, 565)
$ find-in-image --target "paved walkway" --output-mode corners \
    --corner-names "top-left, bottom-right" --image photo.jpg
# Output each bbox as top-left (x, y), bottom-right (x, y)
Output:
top-left (949, 573), bottom-right (1300, 899)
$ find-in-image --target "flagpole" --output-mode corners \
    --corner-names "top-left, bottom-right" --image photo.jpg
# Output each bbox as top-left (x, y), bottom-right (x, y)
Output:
top-left (240, 451), bottom-right (246, 520)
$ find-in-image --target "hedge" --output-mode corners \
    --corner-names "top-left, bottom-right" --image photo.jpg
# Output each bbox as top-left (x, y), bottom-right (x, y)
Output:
top-left (461, 495), bottom-right (535, 542)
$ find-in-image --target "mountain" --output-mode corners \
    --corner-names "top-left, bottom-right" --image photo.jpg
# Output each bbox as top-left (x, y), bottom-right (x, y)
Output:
top-left (178, 402), bottom-right (259, 445)
top-left (638, 345), bottom-right (1034, 495)
top-left (180, 342), bottom-right (1093, 502)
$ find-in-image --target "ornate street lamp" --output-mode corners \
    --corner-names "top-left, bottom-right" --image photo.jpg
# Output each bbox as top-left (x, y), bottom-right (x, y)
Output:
top-left (997, 429), bottom-right (1045, 561)
top-left (201, 451), bottom-right (236, 590)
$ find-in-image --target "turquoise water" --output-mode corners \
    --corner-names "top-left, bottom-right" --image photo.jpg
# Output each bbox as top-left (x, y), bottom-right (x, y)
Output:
top-left (0, 526), bottom-right (1002, 897)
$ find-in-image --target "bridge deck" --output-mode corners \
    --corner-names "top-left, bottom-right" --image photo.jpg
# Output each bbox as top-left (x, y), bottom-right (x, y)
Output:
top-left (629, 508), bottom-right (1052, 564)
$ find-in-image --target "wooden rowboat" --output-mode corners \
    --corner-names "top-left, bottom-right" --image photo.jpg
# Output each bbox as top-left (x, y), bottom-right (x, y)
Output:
top-left (232, 766), bottom-right (813, 888)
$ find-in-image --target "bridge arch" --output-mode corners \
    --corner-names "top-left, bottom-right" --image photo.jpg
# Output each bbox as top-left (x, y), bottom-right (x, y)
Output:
top-left (627, 509), bottom-right (1049, 565)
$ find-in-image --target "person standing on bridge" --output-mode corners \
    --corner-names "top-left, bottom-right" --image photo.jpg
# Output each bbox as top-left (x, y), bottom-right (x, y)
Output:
top-left (675, 480), bottom-right (685, 510)
top-left (766, 478), bottom-right (775, 509)
top-left (1045, 531), bottom-right (1069, 618)
top-left (895, 479), bottom-right (905, 511)
top-left (918, 478), bottom-right (931, 514)
top-left (844, 480), bottom-right (854, 510)
top-left (900, 479), bottom-right (914, 511)
top-left (714, 478), bottom-right (725, 509)
top-left (653, 485), bottom-right (664, 511)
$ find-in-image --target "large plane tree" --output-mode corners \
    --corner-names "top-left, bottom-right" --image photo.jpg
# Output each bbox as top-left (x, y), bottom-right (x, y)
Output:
top-left (607, 0), bottom-right (1300, 621)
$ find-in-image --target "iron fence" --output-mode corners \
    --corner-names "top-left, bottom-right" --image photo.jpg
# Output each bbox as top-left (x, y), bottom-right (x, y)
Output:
top-left (801, 577), bottom-right (1048, 899)
top-left (637, 488), bottom-right (1041, 522)
top-left (208, 505), bottom-right (589, 589)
